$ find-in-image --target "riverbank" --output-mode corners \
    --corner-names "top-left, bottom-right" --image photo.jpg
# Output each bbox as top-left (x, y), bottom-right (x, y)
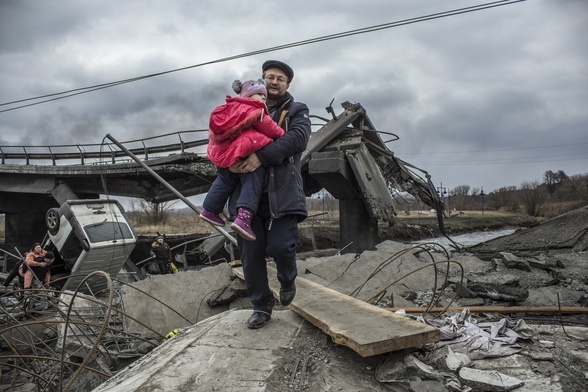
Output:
top-left (298, 210), bottom-right (541, 251)
top-left (388, 210), bottom-right (541, 241)
top-left (127, 210), bottom-right (541, 256)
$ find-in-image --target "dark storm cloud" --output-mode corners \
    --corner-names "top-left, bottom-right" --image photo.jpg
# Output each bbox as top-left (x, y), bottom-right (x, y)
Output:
top-left (23, 107), bottom-right (103, 147)
top-left (0, 1), bottom-right (97, 53)
top-left (1, 0), bottom-right (587, 192)
top-left (416, 88), bottom-right (547, 146)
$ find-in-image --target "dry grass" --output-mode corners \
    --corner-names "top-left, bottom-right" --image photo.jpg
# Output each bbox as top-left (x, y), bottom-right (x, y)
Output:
top-left (130, 213), bottom-right (214, 237)
top-left (131, 208), bottom-right (340, 237)
top-left (130, 208), bottom-right (534, 238)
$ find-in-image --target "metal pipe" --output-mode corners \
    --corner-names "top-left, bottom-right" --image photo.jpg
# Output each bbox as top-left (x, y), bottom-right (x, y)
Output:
top-left (386, 306), bottom-right (588, 314)
top-left (105, 133), bottom-right (237, 246)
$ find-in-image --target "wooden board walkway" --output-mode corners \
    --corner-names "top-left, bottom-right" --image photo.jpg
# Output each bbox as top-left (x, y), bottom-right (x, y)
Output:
top-left (232, 266), bottom-right (439, 357)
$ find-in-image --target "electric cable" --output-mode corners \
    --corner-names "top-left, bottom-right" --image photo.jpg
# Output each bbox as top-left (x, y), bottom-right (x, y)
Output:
top-left (0, 0), bottom-right (526, 113)
top-left (400, 141), bottom-right (588, 155)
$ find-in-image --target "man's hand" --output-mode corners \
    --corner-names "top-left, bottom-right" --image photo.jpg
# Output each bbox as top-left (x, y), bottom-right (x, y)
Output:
top-left (229, 153), bottom-right (261, 174)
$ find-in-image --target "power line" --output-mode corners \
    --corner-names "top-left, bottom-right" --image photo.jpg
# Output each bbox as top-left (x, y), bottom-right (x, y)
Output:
top-left (414, 153), bottom-right (588, 166)
top-left (0, 0), bottom-right (526, 113)
top-left (398, 141), bottom-right (588, 155)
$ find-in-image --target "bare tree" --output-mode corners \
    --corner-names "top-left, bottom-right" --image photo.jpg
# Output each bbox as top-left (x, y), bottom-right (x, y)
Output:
top-left (543, 169), bottom-right (568, 198)
top-left (453, 185), bottom-right (471, 196)
top-left (519, 180), bottom-right (548, 217)
top-left (451, 184), bottom-right (471, 210)
top-left (563, 173), bottom-right (588, 203)
top-left (488, 186), bottom-right (518, 212)
top-left (130, 198), bottom-right (177, 225)
top-left (543, 170), bottom-right (557, 196)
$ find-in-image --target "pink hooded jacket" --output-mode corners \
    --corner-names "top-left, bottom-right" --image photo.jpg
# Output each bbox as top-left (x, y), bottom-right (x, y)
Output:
top-left (207, 96), bottom-right (285, 168)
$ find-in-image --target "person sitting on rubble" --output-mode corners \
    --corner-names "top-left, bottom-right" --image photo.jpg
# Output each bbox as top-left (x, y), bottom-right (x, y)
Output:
top-left (198, 78), bottom-right (285, 241)
top-left (20, 243), bottom-right (54, 289)
top-left (149, 235), bottom-right (172, 275)
top-left (37, 251), bottom-right (55, 286)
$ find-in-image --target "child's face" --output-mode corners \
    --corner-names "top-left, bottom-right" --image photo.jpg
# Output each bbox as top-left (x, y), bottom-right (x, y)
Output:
top-left (249, 93), bottom-right (266, 103)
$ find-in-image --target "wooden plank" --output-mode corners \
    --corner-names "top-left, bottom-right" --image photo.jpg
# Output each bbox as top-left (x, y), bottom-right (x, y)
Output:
top-left (232, 266), bottom-right (440, 357)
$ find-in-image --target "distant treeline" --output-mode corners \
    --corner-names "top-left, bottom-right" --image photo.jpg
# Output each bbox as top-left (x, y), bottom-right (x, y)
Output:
top-left (121, 170), bottom-right (588, 228)
top-left (422, 170), bottom-right (587, 218)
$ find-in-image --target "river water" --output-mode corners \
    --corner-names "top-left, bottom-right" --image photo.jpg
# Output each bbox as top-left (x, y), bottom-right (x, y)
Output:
top-left (410, 228), bottom-right (517, 247)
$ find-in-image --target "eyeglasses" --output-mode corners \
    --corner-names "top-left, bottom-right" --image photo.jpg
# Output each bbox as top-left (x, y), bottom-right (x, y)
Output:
top-left (264, 74), bottom-right (288, 84)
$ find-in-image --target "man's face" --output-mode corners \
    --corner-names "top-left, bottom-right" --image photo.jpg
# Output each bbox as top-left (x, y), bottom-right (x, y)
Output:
top-left (263, 67), bottom-right (289, 101)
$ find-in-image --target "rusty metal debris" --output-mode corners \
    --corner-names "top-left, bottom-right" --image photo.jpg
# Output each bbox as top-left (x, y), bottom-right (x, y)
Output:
top-left (0, 272), bottom-right (189, 391)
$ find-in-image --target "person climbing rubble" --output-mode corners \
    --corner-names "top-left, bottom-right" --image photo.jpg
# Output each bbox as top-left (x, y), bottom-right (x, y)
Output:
top-left (149, 235), bottom-right (173, 275)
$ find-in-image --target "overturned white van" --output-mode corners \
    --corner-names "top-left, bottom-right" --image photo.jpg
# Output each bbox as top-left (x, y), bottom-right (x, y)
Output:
top-left (43, 199), bottom-right (138, 293)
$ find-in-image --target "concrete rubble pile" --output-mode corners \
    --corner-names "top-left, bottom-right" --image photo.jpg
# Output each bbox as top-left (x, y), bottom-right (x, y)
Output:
top-left (1, 206), bottom-right (587, 391)
top-left (93, 206), bottom-right (588, 391)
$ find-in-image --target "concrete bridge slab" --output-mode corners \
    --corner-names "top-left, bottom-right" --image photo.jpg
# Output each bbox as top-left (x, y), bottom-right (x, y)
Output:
top-left (92, 309), bottom-right (304, 392)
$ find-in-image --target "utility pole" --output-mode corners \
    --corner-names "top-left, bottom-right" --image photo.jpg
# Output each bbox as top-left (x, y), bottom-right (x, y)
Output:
top-left (480, 187), bottom-right (485, 215)
top-left (436, 182), bottom-right (447, 212)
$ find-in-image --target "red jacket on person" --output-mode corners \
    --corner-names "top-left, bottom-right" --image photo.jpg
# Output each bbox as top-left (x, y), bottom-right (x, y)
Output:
top-left (207, 96), bottom-right (285, 168)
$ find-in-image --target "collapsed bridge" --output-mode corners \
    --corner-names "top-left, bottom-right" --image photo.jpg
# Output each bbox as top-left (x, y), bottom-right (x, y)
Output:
top-left (0, 102), bottom-right (444, 253)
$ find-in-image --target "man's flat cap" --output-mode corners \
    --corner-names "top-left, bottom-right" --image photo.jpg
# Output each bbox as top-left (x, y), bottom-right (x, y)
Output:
top-left (262, 60), bottom-right (294, 82)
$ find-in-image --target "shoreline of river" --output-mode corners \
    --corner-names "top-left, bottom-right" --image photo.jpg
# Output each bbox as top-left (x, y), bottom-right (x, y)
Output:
top-left (297, 211), bottom-right (540, 252)
top-left (385, 212), bottom-right (540, 241)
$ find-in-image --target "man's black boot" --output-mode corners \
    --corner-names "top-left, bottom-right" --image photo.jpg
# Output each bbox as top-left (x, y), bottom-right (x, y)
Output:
top-left (279, 283), bottom-right (296, 306)
top-left (247, 311), bottom-right (271, 329)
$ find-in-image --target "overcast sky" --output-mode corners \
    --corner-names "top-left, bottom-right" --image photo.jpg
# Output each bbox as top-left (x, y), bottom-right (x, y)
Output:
top-left (1, 0), bottom-right (587, 195)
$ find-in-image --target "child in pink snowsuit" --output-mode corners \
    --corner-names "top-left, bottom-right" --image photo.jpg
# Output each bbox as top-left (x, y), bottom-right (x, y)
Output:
top-left (200, 79), bottom-right (285, 241)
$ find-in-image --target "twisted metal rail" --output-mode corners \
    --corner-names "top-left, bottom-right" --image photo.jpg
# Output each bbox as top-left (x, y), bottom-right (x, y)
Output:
top-left (0, 129), bottom-right (209, 165)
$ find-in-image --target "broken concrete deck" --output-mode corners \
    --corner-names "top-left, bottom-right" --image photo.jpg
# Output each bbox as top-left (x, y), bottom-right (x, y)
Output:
top-left (467, 204), bottom-right (588, 256)
top-left (92, 310), bottom-right (305, 392)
